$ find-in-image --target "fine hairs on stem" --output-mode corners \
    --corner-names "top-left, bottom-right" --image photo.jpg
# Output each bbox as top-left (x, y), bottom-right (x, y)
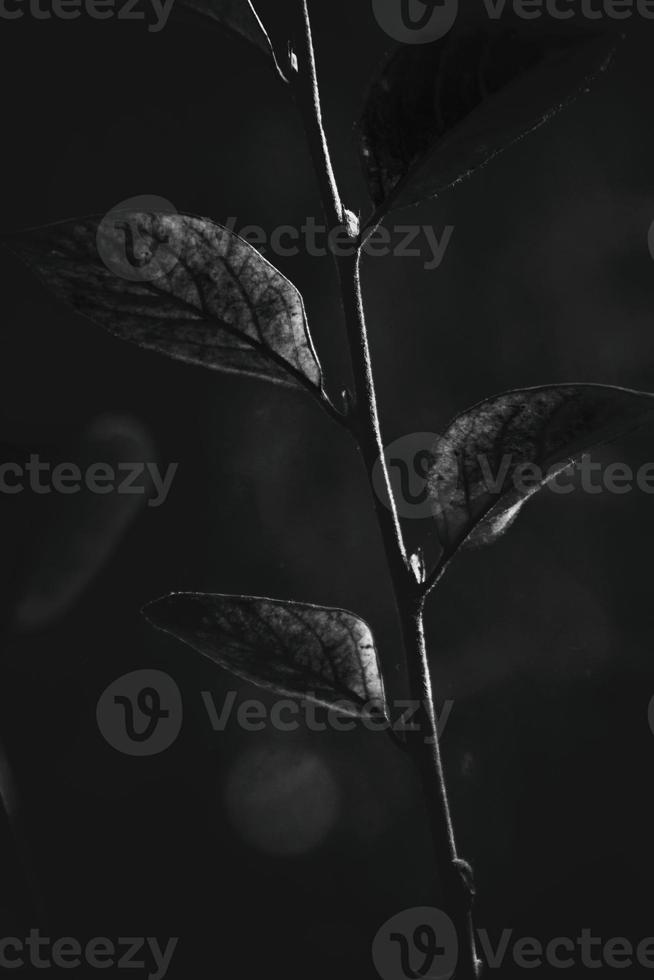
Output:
top-left (291, 2), bottom-right (479, 975)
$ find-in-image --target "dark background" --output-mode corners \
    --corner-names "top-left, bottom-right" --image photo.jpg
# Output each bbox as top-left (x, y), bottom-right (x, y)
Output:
top-left (1, 1), bottom-right (654, 976)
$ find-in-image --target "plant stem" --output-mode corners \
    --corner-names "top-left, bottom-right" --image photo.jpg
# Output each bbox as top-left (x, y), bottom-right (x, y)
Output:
top-left (398, 598), bottom-right (479, 980)
top-left (293, 0), bottom-right (343, 231)
top-left (292, 3), bottom-right (479, 977)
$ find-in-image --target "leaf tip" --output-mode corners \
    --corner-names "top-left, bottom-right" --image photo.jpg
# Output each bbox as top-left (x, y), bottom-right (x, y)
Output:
top-left (141, 592), bottom-right (181, 632)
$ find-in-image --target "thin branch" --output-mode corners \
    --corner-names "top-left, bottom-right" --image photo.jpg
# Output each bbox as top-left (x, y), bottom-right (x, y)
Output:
top-left (292, 0), bottom-right (343, 230)
top-left (359, 204), bottom-right (388, 247)
top-left (334, 249), bottom-right (411, 589)
top-left (292, 3), bottom-right (480, 977)
top-left (423, 552), bottom-right (451, 597)
top-left (291, 0), bottom-right (410, 590)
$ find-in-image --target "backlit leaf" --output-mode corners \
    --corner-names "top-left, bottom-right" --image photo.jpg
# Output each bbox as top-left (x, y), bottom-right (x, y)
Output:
top-left (7, 212), bottom-right (322, 393)
top-left (360, 25), bottom-right (616, 212)
top-left (427, 384), bottom-right (654, 553)
top-left (144, 593), bottom-right (387, 719)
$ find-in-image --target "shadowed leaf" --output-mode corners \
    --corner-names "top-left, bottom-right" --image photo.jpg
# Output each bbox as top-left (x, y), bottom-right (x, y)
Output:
top-left (14, 415), bottom-right (155, 631)
top-left (360, 26), bottom-right (616, 212)
top-left (180, 0), bottom-right (285, 79)
top-left (144, 593), bottom-right (387, 719)
top-left (7, 212), bottom-right (322, 392)
top-left (427, 384), bottom-right (654, 553)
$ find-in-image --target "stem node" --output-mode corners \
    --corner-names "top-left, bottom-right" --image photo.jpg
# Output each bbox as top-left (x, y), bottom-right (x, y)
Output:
top-left (293, 3), bottom-right (480, 977)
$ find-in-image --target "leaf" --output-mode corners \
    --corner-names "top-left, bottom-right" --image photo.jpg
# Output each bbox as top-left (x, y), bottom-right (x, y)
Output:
top-left (144, 593), bottom-right (387, 719)
top-left (360, 25), bottom-right (616, 212)
top-left (7, 212), bottom-right (322, 392)
top-left (180, 0), bottom-right (284, 78)
top-left (13, 415), bottom-right (155, 631)
top-left (426, 384), bottom-right (654, 553)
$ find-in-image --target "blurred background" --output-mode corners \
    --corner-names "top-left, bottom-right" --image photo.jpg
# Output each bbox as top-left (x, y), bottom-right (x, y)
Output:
top-left (1, 1), bottom-right (654, 975)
